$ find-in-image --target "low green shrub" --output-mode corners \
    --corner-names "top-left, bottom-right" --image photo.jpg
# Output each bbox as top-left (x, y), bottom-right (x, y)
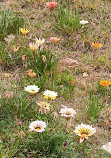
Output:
top-left (0, 7), bottom-right (24, 41)
top-left (86, 91), bottom-right (105, 122)
top-left (53, 7), bottom-right (80, 35)
top-left (28, 48), bottom-right (59, 76)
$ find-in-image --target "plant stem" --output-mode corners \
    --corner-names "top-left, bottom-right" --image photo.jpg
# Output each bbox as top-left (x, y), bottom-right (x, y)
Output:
top-left (64, 150), bottom-right (68, 158)
top-left (65, 120), bottom-right (68, 131)
top-left (38, 133), bottom-right (44, 150)
top-left (83, 141), bottom-right (85, 158)
top-left (23, 35), bottom-right (27, 53)
top-left (105, 88), bottom-right (108, 104)
top-left (106, 87), bottom-right (108, 104)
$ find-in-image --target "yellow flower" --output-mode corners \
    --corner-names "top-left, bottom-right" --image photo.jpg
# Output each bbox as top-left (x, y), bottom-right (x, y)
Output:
top-left (20, 28), bottom-right (30, 35)
top-left (100, 80), bottom-right (111, 88)
top-left (74, 123), bottom-right (96, 143)
top-left (43, 90), bottom-right (58, 100)
top-left (13, 47), bottom-right (19, 53)
top-left (29, 42), bottom-right (39, 52)
top-left (92, 42), bottom-right (102, 49)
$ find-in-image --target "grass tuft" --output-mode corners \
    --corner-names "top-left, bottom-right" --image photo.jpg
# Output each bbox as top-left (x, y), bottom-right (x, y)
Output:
top-left (53, 7), bottom-right (80, 35)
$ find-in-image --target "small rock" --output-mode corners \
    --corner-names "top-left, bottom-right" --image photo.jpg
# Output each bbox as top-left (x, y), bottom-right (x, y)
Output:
top-left (83, 72), bottom-right (88, 77)
top-left (59, 58), bottom-right (80, 71)
top-left (60, 58), bottom-right (79, 66)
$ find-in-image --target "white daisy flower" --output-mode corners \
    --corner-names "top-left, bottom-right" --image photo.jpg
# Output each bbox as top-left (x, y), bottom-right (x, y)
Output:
top-left (29, 120), bottom-right (46, 132)
top-left (24, 85), bottom-right (40, 95)
top-left (60, 107), bottom-right (76, 119)
top-left (80, 20), bottom-right (89, 25)
top-left (35, 38), bottom-right (45, 46)
top-left (43, 90), bottom-right (58, 100)
top-left (74, 123), bottom-right (96, 143)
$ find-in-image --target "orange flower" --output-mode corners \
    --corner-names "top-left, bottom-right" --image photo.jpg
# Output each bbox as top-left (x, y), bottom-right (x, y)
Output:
top-left (14, 47), bottom-right (19, 53)
top-left (28, 72), bottom-right (36, 78)
top-left (26, 69), bottom-right (36, 78)
top-left (92, 42), bottom-right (102, 49)
top-left (100, 80), bottom-right (111, 88)
top-left (71, 80), bottom-right (75, 86)
top-left (50, 37), bottom-right (60, 44)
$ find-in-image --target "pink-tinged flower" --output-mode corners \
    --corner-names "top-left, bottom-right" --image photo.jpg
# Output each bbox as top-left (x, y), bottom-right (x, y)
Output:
top-left (5, 91), bottom-right (13, 98)
top-left (4, 34), bottom-right (15, 44)
top-left (29, 120), bottom-right (46, 132)
top-left (46, 2), bottom-right (58, 8)
top-left (60, 107), bottom-right (76, 119)
top-left (50, 37), bottom-right (60, 44)
top-left (42, 55), bottom-right (46, 62)
top-left (17, 119), bottom-right (22, 125)
top-left (29, 42), bottom-right (39, 52)
top-left (74, 123), bottom-right (96, 143)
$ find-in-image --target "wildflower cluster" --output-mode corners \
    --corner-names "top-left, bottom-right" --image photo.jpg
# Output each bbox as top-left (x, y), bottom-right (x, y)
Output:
top-left (0, 1), bottom-right (110, 157)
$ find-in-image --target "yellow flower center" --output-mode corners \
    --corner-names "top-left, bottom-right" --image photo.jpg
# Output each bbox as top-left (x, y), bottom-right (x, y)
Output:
top-left (29, 89), bottom-right (36, 95)
top-left (45, 96), bottom-right (56, 100)
top-left (35, 127), bottom-right (41, 131)
top-left (81, 134), bottom-right (88, 138)
top-left (79, 128), bottom-right (91, 135)
top-left (31, 89), bottom-right (35, 92)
